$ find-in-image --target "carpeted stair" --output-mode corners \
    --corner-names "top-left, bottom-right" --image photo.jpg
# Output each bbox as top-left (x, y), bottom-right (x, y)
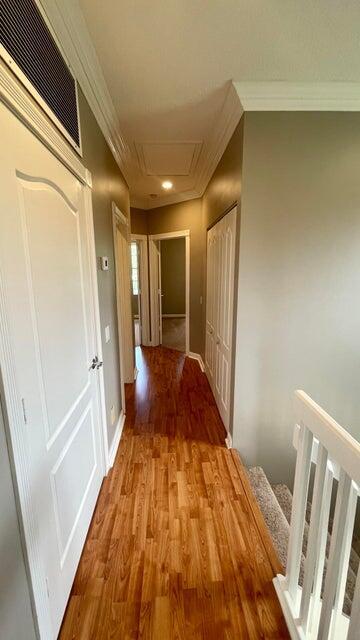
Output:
top-left (247, 466), bottom-right (360, 616)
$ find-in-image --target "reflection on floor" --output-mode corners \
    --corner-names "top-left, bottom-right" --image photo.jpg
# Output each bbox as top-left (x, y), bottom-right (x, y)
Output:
top-left (161, 316), bottom-right (185, 352)
top-left (134, 318), bottom-right (141, 347)
top-left (59, 346), bottom-right (288, 639)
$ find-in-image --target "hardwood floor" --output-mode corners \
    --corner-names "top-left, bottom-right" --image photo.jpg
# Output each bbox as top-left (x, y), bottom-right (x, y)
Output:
top-left (59, 346), bottom-right (289, 639)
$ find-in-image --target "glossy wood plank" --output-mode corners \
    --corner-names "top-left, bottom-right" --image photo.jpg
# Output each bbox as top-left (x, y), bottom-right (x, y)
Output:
top-left (59, 346), bottom-right (289, 639)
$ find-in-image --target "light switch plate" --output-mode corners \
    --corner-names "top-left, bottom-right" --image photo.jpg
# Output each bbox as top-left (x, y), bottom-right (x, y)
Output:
top-left (105, 325), bottom-right (110, 343)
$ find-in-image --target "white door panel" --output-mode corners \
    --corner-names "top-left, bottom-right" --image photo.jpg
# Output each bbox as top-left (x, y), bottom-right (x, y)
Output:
top-left (205, 207), bottom-right (237, 431)
top-left (0, 102), bottom-right (104, 638)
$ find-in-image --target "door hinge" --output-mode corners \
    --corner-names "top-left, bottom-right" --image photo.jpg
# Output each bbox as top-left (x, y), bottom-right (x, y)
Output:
top-left (21, 398), bottom-right (27, 425)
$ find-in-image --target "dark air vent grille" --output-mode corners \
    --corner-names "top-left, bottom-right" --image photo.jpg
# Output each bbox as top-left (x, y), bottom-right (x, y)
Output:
top-left (0, 0), bottom-right (80, 148)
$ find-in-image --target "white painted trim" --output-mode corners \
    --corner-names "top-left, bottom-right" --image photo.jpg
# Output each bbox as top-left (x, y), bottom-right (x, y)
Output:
top-left (112, 201), bottom-right (129, 226)
top-left (149, 229), bottom-right (190, 240)
top-left (149, 231), bottom-right (190, 355)
top-left (130, 82), bottom-right (243, 210)
top-left (188, 352), bottom-right (205, 372)
top-left (0, 60), bottom-right (87, 185)
top-left (131, 234), bottom-right (151, 346)
top-left (107, 410), bottom-right (125, 469)
top-left (112, 206), bottom-right (134, 387)
top-left (83, 180), bottom-right (109, 475)
top-left (234, 81), bottom-right (360, 112)
top-left (225, 433), bottom-right (233, 449)
top-left (162, 314), bottom-right (186, 318)
top-left (40, 0), bottom-right (131, 180)
top-left (134, 367), bottom-right (138, 380)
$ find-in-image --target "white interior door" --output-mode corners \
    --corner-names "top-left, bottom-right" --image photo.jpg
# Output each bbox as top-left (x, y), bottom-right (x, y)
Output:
top-left (149, 238), bottom-right (161, 346)
top-left (0, 102), bottom-right (105, 638)
top-left (205, 207), bottom-right (237, 431)
top-left (114, 219), bottom-right (134, 383)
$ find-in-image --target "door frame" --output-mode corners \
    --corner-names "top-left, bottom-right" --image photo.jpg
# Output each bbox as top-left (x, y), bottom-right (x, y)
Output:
top-left (112, 203), bottom-right (135, 386)
top-left (149, 230), bottom-right (190, 354)
top-left (131, 234), bottom-right (150, 346)
top-left (0, 68), bottom-right (109, 639)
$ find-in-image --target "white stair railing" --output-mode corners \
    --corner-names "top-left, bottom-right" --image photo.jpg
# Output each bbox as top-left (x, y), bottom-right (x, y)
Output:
top-left (273, 390), bottom-right (360, 640)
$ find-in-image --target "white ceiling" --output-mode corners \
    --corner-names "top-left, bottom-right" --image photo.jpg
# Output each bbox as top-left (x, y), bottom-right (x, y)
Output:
top-left (78, 0), bottom-right (360, 208)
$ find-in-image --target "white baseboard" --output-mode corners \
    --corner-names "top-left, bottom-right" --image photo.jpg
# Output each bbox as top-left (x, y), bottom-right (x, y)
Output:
top-left (225, 432), bottom-right (233, 449)
top-left (162, 314), bottom-right (186, 318)
top-left (108, 410), bottom-right (125, 470)
top-left (188, 351), bottom-right (205, 372)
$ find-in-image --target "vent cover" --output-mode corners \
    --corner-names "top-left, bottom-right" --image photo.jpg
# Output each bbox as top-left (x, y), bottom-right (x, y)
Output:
top-left (0, 0), bottom-right (80, 151)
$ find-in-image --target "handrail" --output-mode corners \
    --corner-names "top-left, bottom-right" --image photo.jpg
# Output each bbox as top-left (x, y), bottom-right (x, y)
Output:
top-left (273, 390), bottom-right (360, 640)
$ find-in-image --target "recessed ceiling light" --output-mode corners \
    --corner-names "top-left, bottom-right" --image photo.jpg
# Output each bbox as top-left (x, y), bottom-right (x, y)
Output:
top-left (162, 180), bottom-right (173, 190)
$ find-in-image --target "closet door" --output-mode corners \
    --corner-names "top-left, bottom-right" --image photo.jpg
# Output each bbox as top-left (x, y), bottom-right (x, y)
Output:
top-left (205, 225), bottom-right (216, 383)
top-left (205, 207), bottom-right (237, 432)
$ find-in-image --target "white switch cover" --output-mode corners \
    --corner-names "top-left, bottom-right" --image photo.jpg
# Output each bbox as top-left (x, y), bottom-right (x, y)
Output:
top-left (105, 325), bottom-right (110, 343)
top-left (101, 256), bottom-right (109, 271)
top-left (110, 405), bottom-right (115, 426)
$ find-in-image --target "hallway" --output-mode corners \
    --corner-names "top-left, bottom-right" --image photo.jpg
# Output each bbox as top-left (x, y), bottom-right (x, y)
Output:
top-left (59, 347), bottom-right (288, 639)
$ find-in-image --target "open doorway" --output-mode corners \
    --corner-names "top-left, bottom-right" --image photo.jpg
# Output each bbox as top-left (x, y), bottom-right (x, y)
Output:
top-left (149, 230), bottom-right (190, 353)
top-left (130, 240), bottom-right (141, 346)
top-left (160, 237), bottom-right (186, 351)
top-left (130, 234), bottom-right (150, 347)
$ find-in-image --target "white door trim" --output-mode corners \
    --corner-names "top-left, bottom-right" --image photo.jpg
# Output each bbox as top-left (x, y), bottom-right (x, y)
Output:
top-left (131, 234), bottom-right (150, 346)
top-left (0, 171), bottom-right (107, 640)
top-left (149, 230), bottom-right (190, 355)
top-left (112, 205), bottom-right (134, 388)
top-left (0, 59), bottom-right (87, 186)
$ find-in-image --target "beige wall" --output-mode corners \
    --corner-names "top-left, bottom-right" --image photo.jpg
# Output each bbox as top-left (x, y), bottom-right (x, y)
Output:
top-left (146, 199), bottom-right (204, 354)
top-left (203, 118), bottom-right (244, 229)
top-left (131, 207), bottom-right (148, 235)
top-left (79, 89), bottom-right (130, 448)
top-left (160, 238), bottom-right (186, 315)
top-left (233, 111), bottom-right (360, 487)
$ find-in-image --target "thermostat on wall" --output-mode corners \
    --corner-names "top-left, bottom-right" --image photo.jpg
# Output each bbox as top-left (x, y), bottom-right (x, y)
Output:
top-left (100, 256), bottom-right (109, 271)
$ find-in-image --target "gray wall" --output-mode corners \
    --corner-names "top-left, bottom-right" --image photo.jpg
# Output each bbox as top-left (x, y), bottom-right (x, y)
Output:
top-left (79, 89), bottom-right (130, 448)
top-left (160, 238), bottom-right (186, 315)
top-left (233, 111), bottom-right (360, 487)
top-left (0, 396), bottom-right (37, 640)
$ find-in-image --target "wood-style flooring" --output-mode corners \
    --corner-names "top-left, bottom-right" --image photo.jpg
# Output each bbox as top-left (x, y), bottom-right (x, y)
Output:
top-left (59, 346), bottom-right (289, 639)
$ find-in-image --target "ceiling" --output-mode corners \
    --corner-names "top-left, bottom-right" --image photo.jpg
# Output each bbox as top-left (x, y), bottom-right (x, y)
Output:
top-left (77, 0), bottom-right (360, 209)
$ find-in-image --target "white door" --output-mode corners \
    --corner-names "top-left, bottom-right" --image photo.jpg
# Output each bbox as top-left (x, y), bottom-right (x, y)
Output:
top-left (205, 207), bottom-right (237, 431)
top-left (205, 226), bottom-right (216, 383)
top-left (0, 102), bottom-right (105, 638)
top-left (149, 238), bottom-right (161, 346)
top-left (114, 220), bottom-right (134, 383)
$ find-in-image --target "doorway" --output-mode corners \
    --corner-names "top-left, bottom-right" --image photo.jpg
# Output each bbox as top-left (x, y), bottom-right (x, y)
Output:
top-left (149, 230), bottom-right (190, 353)
top-left (130, 234), bottom-right (150, 347)
top-left (112, 203), bottom-right (135, 384)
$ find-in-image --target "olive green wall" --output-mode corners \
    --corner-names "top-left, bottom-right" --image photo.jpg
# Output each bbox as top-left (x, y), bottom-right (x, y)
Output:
top-left (233, 111), bottom-right (360, 487)
top-left (130, 207), bottom-right (148, 235)
top-left (160, 238), bottom-right (186, 315)
top-left (79, 89), bottom-right (130, 448)
top-left (203, 118), bottom-right (244, 229)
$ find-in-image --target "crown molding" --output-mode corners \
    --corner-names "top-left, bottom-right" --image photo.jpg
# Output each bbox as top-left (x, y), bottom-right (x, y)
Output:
top-left (234, 81), bottom-right (360, 111)
top-left (39, 0), bottom-right (131, 181)
top-left (131, 82), bottom-right (244, 210)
